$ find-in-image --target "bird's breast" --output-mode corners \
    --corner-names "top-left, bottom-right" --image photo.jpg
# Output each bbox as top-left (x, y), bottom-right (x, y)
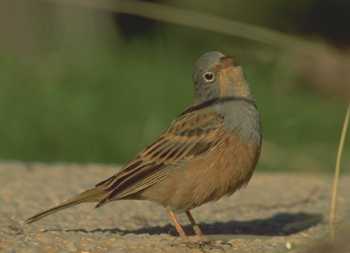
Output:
top-left (166, 130), bottom-right (261, 210)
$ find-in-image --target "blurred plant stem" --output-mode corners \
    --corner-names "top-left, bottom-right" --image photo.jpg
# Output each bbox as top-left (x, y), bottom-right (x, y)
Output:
top-left (329, 104), bottom-right (350, 240)
top-left (41, 0), bottom-right (316, 50)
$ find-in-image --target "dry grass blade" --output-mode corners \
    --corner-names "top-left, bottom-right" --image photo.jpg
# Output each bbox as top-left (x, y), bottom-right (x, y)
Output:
top-left (40, 0), bottom-right (316, 50)
top-left (329, 104), bottom-right (350, 240)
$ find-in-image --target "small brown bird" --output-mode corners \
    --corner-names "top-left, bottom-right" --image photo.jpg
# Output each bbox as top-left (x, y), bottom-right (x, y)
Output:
top-left (26, 51), bottom-right (262, 241)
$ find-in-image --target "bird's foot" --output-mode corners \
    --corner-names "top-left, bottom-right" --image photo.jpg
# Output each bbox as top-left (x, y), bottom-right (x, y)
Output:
top-left (178, 237), bottom-right (228, 252)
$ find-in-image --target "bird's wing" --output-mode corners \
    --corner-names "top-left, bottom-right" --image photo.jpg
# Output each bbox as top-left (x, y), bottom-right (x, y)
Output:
top-left (95, 108), bottom-right (224, 206)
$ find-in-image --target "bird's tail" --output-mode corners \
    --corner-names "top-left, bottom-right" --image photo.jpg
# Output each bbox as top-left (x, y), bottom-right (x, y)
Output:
top-left (25, 187), bottom-right (105, 224)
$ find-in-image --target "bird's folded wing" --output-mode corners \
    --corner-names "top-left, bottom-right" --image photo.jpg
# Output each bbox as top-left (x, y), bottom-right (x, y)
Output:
top-left (95, 109), bottom-right (224, 206)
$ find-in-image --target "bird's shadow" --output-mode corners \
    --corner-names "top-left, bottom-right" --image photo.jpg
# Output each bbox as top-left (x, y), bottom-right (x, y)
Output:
top-left (49, 212), bottom-right (322, 237)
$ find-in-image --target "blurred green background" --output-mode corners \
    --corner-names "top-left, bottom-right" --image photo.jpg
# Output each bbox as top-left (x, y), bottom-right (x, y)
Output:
top-left (0, 0), bottom-right (349, 172)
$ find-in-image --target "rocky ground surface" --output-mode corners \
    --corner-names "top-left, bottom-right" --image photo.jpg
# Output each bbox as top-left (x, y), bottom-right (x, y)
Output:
top-left (0, 162), bottom-right (349, 253)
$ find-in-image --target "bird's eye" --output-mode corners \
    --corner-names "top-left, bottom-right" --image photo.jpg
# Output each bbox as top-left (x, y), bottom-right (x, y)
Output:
top-left (203, 72), bottom-right (215, 83)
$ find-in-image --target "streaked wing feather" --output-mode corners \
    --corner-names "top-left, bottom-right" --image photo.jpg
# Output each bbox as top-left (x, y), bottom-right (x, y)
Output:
top-left (113, 166), bottom-right (171, 199)
top-left (96, 109), bottom-right (224, 206)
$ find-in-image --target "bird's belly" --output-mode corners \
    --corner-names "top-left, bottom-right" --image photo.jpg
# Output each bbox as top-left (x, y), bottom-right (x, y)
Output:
top-left (140, 133), bottom-right (261, 211)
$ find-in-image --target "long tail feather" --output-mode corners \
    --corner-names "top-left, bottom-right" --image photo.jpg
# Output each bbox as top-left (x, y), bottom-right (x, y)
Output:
top-left (25, 187), bottom-right (104, 224)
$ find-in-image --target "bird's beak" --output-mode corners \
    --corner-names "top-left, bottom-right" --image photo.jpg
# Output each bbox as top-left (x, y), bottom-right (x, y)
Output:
top-left (219, 56), bottom-right (236, 69)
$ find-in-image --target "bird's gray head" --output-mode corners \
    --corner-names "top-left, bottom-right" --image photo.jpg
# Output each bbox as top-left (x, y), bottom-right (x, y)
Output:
top-left (192, 51), bottom-right (252, 103)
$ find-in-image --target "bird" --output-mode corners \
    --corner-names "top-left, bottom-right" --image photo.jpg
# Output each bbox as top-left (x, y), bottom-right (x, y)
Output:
top-left (25, 51), bottom-right (262, 241)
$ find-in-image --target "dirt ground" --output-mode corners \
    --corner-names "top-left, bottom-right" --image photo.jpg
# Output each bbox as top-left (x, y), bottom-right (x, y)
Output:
top-left (0, 162), bottom-right (349, 253)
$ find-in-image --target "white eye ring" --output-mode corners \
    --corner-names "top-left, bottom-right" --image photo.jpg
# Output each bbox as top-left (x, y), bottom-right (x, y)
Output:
top-left (202, 72), bottom-right (215, 83)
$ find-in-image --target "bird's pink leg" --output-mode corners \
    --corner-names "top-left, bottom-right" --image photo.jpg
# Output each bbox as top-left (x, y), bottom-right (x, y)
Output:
top-left (185, 210), bottom-right (207, 241)
top-left (166, 208), bottom-right (187, 239)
